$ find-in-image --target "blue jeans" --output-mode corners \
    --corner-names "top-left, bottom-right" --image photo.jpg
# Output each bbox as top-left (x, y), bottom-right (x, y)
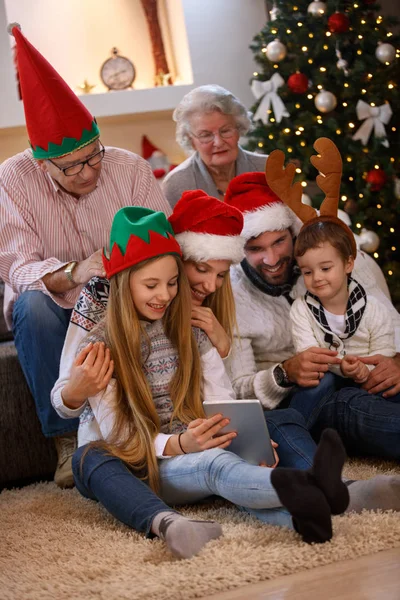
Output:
top-left (73, 445), bottom-right (292, 533)
top-left (290, 372), bottom-right (337, 424)
top-left (290, 373), bottom-right (400, 461)
top-left (12, 290), bottom-right (78, 437)
top-left (265, 408), bottom-right (315, 469)
top-left (158, 447), bottom-right (292, 528)
top-left (72, 445), bottom-right (177, 537)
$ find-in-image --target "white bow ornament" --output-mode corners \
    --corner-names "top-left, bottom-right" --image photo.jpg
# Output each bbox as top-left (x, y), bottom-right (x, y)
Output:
top-left (352, 100), bottom-right (392, 148)
top-left (252, 74), bottom-right (289, 125)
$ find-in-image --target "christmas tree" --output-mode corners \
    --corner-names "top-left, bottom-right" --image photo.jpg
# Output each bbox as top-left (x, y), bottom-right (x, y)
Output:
top-left (246, 0), bottom-right (400, 302)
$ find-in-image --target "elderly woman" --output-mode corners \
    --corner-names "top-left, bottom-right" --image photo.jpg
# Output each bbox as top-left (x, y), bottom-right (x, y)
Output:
top-left (162, 85), bottom-right (267, 208)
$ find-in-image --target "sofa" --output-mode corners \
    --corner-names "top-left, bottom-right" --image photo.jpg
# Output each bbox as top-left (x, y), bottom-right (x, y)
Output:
top-left (0, 282), bottom-right (57, 489)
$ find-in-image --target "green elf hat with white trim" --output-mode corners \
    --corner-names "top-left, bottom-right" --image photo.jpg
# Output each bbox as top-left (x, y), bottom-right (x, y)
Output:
top-left (103, 207), bottom-right (182, 279)
top-left (8, 23), bottom-right (100, 159)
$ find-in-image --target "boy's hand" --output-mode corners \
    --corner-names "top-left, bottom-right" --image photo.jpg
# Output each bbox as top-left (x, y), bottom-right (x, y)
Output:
top-left (341, 355), bottom-right (369, 384)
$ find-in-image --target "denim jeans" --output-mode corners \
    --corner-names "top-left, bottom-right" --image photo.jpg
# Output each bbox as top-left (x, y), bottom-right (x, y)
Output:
top-left (158, 447), bottom-right (292, 528)
top-left (12, 290), bottom-right (79, 437)
top-left (72, 445), bottom-right (177, 537)
top-left (265, 408), bottom-right (316, 469)
top-left (290, 373), bottom-right (400, 461)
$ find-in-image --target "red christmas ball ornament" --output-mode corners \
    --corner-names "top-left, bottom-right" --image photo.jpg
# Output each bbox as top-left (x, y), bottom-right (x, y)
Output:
top-left (328, 12), bottom-right (350, 33)
top-left (287, 72), bottom-right (309, 94)
top-left (366, 168), bottom-right (387, 191)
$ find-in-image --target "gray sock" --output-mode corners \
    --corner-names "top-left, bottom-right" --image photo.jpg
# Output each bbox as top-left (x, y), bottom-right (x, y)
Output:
top-left (151, 511), bottom-right (223, 559)
top-left (347, 475), bottom-right (400, 513)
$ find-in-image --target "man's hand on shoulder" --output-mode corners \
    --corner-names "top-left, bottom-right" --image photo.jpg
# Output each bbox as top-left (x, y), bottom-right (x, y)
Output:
top-left (73, 249), bottom-right (106, 285)
top-left (283, 347), bottom-right (341, 387)
top-left (42, 249), bottom-right (106, 294)
top-left (359, 353), bottom-right (400, 397)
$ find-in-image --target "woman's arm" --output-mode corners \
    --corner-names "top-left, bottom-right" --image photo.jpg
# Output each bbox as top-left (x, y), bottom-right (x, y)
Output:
top-left (201, 346), bottom-right (236, 402)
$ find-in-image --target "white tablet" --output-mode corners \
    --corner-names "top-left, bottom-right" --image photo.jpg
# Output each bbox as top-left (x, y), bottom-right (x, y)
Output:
top-left (203, 400), bottom-right (275, 466)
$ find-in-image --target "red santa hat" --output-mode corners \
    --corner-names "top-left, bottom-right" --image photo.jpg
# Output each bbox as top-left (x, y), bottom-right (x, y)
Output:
top-left (224, 172), bottom-right (299, 240)
top-left (168, 190), bottom-right (244, 263)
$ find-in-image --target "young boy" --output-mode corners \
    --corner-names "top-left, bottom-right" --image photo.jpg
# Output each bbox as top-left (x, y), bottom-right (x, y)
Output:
top-left (290, 220), bottom-right (398, 395)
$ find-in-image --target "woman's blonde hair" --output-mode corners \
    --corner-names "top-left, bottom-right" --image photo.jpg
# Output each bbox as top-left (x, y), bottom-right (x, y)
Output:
top-left (91, 255), bottom-right (204, 492)
top-left (203, 272), bottom-right (237, 344)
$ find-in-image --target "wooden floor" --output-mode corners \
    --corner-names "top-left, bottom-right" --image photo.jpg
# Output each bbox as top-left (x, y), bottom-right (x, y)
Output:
top-left (200, 548), bottom-right (400, 600)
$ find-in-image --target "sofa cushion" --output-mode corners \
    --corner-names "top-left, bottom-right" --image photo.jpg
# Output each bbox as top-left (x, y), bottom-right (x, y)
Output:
top-left (0, 282), bottom-right (13, 342)
top-left (0, 342), bottom-right (57, 487)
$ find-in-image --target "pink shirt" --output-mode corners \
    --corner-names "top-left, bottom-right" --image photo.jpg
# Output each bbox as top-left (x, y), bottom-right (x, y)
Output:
top-left (0, 146), bottom-right (171, 328)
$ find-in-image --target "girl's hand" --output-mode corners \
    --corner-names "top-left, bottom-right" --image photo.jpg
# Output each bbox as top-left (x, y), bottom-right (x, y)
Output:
top-left (191, 307), bottom-right (231, 358)
top-left (341, 355), bottom-right (369, 384)
top-left (259, 440), bottom-right (279, 468)
top-left (61, 342), bottom-right (114, 408)
top-left (179, 414), bottom-right (237, 453)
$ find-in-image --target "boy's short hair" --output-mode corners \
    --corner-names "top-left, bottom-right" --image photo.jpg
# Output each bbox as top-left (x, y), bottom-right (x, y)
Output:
top-left (294, 220), bottom-right (354, 261)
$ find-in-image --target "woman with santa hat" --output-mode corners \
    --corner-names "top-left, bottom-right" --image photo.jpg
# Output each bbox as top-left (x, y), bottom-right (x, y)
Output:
top-left (168, 189), bottom-right (245, 358)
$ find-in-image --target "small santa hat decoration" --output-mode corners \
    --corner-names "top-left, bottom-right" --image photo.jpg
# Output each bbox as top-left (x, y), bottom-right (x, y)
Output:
top-left (8, 23), bottom-right (100, 159)
top-left (168, 190), bottom-right (244, 264)
top-left (142, 135), bottom-right (176, 179)
top-left (224, 172), bottom-right (299, 240)
top-left (103, 207), bottom-right (181, 279)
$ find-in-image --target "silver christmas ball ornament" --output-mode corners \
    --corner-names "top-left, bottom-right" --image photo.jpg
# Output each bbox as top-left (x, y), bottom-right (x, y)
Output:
top-left (301, 193), bottom-right (312, 206)
top-left (358, 228), bottom-right (380, 253)
top-left (270, 6), bottom-right (280, 21)
top-left (307, 2), bottom-right (327, 17)
top-left (266, 40), bottom-right (287, 63)
top-left (314, 90), bottom-right (337, 113)
top-left (375, 43), bottom-right (396, 64)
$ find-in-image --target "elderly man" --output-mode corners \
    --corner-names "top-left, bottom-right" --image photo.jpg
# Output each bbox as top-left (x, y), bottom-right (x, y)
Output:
top-left (224, 172), bottom-right (400, 461)
top-left (0, 26), bottom-right (170, 487)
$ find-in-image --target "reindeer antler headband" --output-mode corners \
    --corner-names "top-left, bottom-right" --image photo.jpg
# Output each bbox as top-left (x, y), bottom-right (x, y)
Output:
top-left (265, 137), bottom-right (357, 257)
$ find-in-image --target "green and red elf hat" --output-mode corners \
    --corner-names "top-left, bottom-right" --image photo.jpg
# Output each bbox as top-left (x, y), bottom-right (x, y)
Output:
top-left (103, 207), bottom-right (182, 279)
top-left (8, 23), bottom-right (99, 159)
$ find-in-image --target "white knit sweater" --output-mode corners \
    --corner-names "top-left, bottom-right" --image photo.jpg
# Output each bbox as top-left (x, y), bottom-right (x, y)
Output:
top-left (227, 252), bottom-right (400, 409)
top-left (290, 294), bottom-right (396, 378)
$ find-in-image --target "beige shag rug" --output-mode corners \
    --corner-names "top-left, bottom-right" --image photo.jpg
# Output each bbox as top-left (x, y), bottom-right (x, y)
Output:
top-left (1, 458), bottom-right (400, 600)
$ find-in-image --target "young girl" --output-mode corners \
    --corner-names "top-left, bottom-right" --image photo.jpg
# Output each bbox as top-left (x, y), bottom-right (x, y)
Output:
top-left (54, 205), bottom-right (350, 557)
top-left (291, 221), bottom-right (398, 394)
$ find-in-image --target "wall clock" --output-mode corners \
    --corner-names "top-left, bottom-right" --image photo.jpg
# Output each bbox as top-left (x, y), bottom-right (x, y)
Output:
top-left (100, 47), bottom-right (136, 91)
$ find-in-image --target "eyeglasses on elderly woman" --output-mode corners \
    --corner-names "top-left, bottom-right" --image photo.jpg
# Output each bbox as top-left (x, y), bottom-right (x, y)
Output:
top-left (190, 126), bottom-right (239, 145)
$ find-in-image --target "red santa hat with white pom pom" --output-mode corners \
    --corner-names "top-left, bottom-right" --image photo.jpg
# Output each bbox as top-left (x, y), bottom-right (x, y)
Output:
top-left (168, 190), bottom-right (245, 263)
top-left (224, 171), bottom-right (300, 240)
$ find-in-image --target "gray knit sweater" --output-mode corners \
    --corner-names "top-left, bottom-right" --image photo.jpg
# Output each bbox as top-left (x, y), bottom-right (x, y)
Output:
top-left (162, 147), bottom-right (267, 208)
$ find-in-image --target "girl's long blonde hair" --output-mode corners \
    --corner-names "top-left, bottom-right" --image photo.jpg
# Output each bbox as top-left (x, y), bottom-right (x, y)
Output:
top-left (93, 256), bottom-right (204, 492)
top-left (203, 272), bottom-right (237, 344)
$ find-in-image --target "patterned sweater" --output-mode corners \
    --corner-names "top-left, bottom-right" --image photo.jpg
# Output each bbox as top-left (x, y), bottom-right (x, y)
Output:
top-left (226, 252), bottom-right (400, 409)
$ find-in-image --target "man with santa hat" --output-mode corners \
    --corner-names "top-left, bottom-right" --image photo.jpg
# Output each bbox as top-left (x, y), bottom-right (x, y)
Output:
top-left (224, 171), bottom-right (400, 462)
